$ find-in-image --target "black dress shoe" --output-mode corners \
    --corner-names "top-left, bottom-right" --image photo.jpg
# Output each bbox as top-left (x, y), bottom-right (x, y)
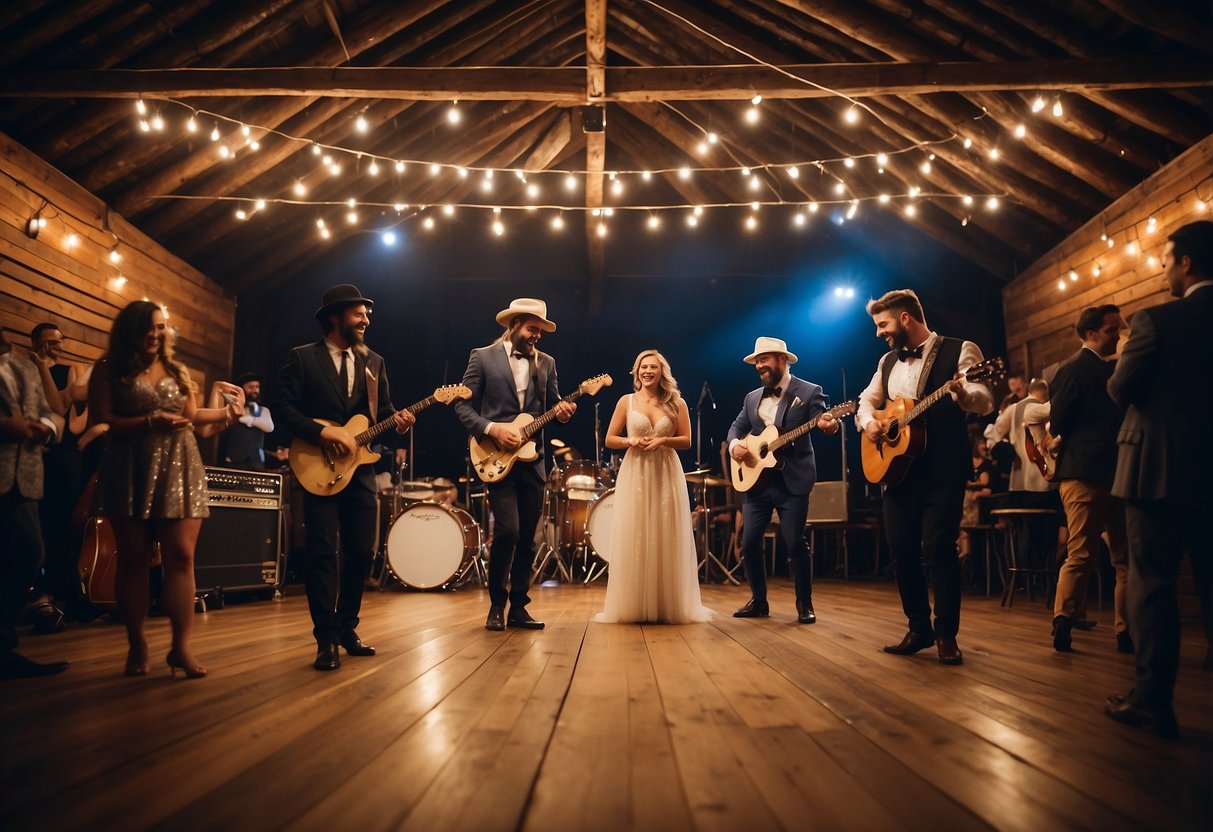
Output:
top-left (314, 643), bottom-right (341, 671)
top-left (1116, 632), bottom-right (1135, 654)
top-left (1104, 693), bottom-right (1179, 740)
top-left (796, 600), bottom-right (816, 624)
top-left (883, 630), bottom-right (934, 655)
top-left (507, 609), bottom-right (544, 629)
top-left (1052, 615), bottom-right (1073, 652)
top-left (485, 605), bottom-right (505, 631)
top-left (340, 633), bottom-right (376, 656)
top-left (0, 652), bottom-right (68, 680)
top-left (936, 636), bottom-right (964, 665)
top-left (733, 599), bottom-right (769, 618)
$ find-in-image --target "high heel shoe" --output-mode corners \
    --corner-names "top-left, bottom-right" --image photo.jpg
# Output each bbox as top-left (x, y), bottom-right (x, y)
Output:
top-left (165, 650), bottom-right (207, 679)
top-left (124, 646), bottom-right (150, 676)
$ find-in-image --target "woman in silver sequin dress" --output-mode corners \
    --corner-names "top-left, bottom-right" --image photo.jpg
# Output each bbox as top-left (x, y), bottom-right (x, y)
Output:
top-left (90, 301), bottom-right (242, 678)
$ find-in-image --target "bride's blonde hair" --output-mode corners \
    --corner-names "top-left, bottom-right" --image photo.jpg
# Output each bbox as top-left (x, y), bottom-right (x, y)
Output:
top-left (631, 349), bottom-right (681, 422)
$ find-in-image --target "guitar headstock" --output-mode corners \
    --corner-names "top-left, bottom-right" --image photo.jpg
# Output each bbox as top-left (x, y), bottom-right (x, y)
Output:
top-left (965, 357), bottom-right (1006, 385)
top-left (828, 400), bottom-right (858, 419)
top-left (433, 384), bottom-right (473, 404)
top-left (579, 374), bottom-right (613, 396)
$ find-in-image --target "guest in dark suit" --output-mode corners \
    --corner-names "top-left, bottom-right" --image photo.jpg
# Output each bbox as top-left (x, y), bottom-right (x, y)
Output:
top-left (1048, 304), bottom-right (1130, 653)
top-left (727, 337), bottom-right (837, 623)
top-left (857, 290), bottom-right (994, 664)
top-left (455, 298), bottom-right (575, 632)
top-left (220, 372), bottom-right (274, 470)
top-left (277, 284), bottom-right (414, 671)
top-left (1104, 220), bottom-right (1213, 739)
top-left (0, 329), bottom-right (68, 679)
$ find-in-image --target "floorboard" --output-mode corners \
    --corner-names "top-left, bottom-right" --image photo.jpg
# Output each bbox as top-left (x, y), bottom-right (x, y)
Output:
top-left (2, 579), bottom-right (1209, 832)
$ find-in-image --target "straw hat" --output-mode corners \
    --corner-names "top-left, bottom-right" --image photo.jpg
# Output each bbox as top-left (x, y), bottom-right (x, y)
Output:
top-left (495, 297), bottom-right (556, 332)
top-left (743, 336), bottom-right (798, 364)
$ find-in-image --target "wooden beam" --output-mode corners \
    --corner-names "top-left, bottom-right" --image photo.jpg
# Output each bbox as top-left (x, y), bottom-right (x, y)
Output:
top-left (2, 56), bottom-right (1209, 102)
top-left (523, 110), bottom-right (574, 171)
top-left (1095, 0), bottom-right (1213, 54)
top-left (585, 0), bottom-right (607, 313)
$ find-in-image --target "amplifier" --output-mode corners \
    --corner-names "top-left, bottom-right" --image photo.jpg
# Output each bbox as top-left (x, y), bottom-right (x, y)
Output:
top-left (205, 466), bottom-right (283, 510)
top-left (197, 467), bottom-right (284, 593)
top-left (808, 481), bottom-right (848, 523)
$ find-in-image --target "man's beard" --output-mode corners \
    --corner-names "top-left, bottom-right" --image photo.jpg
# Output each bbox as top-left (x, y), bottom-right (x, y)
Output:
top-left (510, 330), bottom-right (535, 356)
top-left (760, 365), bottom-right (785, 389)
top-left (341, 322), bottom-right (369, 358)
top-left (887, 321), bottom-right (910, 350)
top-left (246, 392), bottom-right (260, 403)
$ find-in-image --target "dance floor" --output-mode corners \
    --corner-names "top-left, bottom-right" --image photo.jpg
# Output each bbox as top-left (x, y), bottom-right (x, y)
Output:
top-left (2, 579), bottom-right (1210, 831)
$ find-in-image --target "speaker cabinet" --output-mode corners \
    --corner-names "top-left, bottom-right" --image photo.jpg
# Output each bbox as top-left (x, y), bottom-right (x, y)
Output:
top-left (808, 481), bottom-right (848, 522)
top-left (195, 506), bottom-right (282, 592)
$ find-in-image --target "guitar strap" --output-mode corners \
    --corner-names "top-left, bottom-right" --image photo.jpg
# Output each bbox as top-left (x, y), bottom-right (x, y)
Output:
top-left (365, 362), bottom-right (379, 423)
top-left (915, 338), bottom-right (945, 399)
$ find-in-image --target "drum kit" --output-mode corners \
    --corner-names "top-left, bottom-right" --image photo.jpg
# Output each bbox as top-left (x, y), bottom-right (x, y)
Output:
top-left (376, 473), bottom-right (488, 591)
top-left (534, 457), bottom-right (617, 582)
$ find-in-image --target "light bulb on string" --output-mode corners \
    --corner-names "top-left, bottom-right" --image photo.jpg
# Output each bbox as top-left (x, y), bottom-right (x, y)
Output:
top-left (312, 144), bottom-right (322, 156)
top-left (988, 147), bottom-right (1000, 160)
top-left (1127, 241), bottom-right (1139, 255)
top-left (808, 202), bottom-right (819, 213)
top-left (1147, 215), bottom-right (1157, 232)
top-left (1031, 95), bottom-right (1046, 113)
top-left (551, 213), bottom-right (565, 231)
top-left (393, 202), bottom-right (406, 212)
top-left (909, 185), bottom-right (921, 198)
top-left (876, 153), bottom-right (889, 167)
top-left (254, 199), bottom-right (266, 211)
top-left (64, 233), bottom-right (78, 250)
top-left (750, 201), bottom-right (760, 212)
top-left (879, 193), bottom-right (890, 204)
top-left (565, 174), bottom-right (578, 191)
top-left (844, 106), bottom-right (859, 125)
top-left (492, 220), bottom-right (505, 236)
top-left (641, 170), bottom-right (652, 182)
top-left (109, 245), bottom-right (122, 264)
top-left (138, 120), bottom-right (150, 132)
top-left (322, 154), bottom-right (333, 166)
top-left (447, 102), bottom-right (461, 125)
top-left (647, 215), bottom-right (661, 231)
top-left (395, 160), bottom-right (406, 173)
top-left (382, 231), bottom-right (397, 246)
top-left (481, 176), bottom-right (494, 193)
top-left (1057, 279), bottom-right (1066, 291)
top-left (686, 213), bottom-right (699, 228)
top-left (1014, 123), bottom-right (1026, 139)
top-left (904, 204), bottom-right (917, 217)
top-left (745, 215), bottom-right (758, 231)
top-left (844, 157), bottom-right (855, 168)
top-left (346, 211), bottom-right (358, 225)
top-left (744, 106), bottom-right (759, 124)
top-left (430, 163), bottom-right (441, 177)
top-left (218, 145), bottom-right (230, 159)
top-left (962, 195), bottom-right (974, 206)
top-left (834, 182), bottom-right (846, 195)
top-left (114, 275), bottom-right (127, 288)
top-left (985, 197), bottom-right (1000, 211)
top-left (846, 201), bottom-right (858, 220)
top-left (741, 167), bottom-right (751, 177)
top-left (235, 209), bottom-right (247, 221)
top-left (248, 140), bottom-right (260, 151)
top-left (240, 124), bottom-right (250, 137)
top-left (679, 166), bottom-right (691, 180)
top-left (457, 167), bottom-right (468, 179)
top-left (1197, 198), bottom-right (1207, 212)
top-left (135, 99), bottom-right (147, 115)
top-left (368, 160), bottom-right (380, 176)
top-left (527, 183), bottom-right (540, 199)
top-left (423, 216), bottom-right (435, 230)
top-left (355, 115), bottom-right (368, 133)
top-left (920, 160), bottom-right (932, 174)
top-left (707, 132), bottom-right (718, 144)
top-left (693, 206), bottom-right (704, 217)
top-left (316, 218), bottom-right (326, 229)
top-left (441, 205), bottom-right (455, 217)
top-left (788, 166), bottom-right (799, 179)
top-left (1107, 237), bottom-right (1115, 248)
top-left (1093, 263), bottom-right (1102, 276)
top-left (696, 141), bottom-right (708, 156)
top-left (1069, 269), bottom-right (1079, 281)
top-left (1052, 98), bottom-right (1063, 118)
top-left (962, 137), bottom-right (973, 149)
top-left (793, 213), bottom-right (806, 227)
top-left (329, 162), bottom-right (341, 176)
top-left (611, 179), bottom-right (623, 196)
top-left (597, 222), bottom-right (607, 238)
top-left (748, 176), bottom-right (761, 191)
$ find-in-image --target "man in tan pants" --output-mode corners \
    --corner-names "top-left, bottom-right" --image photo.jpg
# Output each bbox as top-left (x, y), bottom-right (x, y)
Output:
top-left (1047, 304), bottom-right (1130, 653)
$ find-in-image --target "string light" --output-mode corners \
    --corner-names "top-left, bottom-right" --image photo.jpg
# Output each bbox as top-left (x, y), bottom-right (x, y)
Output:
top-left (788, 166), bottom-right (799, 179)
top-left (395, 160), bottom-right (406, 173)
top-left (1147, 215), bottom-right (1157, 232)
top-left (988, 147), bottom-right (1000, 161)
top-left (808, 202), bottom-right (819, 213)
top-left (793, 213), bottom-right (805, 227)
top-left (346, 210), bottom-right (358, 224)
top-left (963, 137), bottom-right (973, 149)
top-left (64, 233), bottom-right (78, 249)
top-left (1014, 123), bottom-right (1026, 139)
top-left (744, 215), bottom-right (758, 231)
top-left (368, 160), bottom-right (380, 176)
top-left (138, 120), bottom-right (150, 133)
top-left (834, 182), bottom-right (846, 195)
top-left (1092, 263), bottom-right (1102, 276)
top-left (696, 141), bottom-right (708, 155)
top-left (647, 215), bottom-right (661, 230)
top-left (641, 170), bottom-right (652, 182)
top-left (248, 140), bottom-right (260, 151)
top-left (294, 181), bottom-right (306, 196)
top-left (114, 275), bottom-right (127, 288)
top-left (876, 153), bottom-right (889, 167)
top-left (447, 102), bottom-right (461, 125)
top-left (240, 124), bottom-right (251, 137)
top-left (904, 204), bottom-right (916, 217)
top-left (846, 201), bottom-right (858, 220)
top-left (741, 167), bottom-right (751, 177)
top-left (844, 157), bottom-right (855, 168)
top-left (745, 106), bottom-right (760, 124)
top-left (215, 142), bottom-right (231, 157)
top-left (686, 213), bottom-right (698, 227)
top-left (597, 222), bottom-right (607, 238)
top-left (135, 99), bottom-right (147, 115)
top-left (393, 202), bottom-right (406, 212)
top-left (920, 160), bottom-right (932, 174)
top-left (1052, 97), bottom-right (1064, 118)
top-left (707, 132), bottom-right (718, 144)
top-left (679, 166), bottom-right (692, 180)
top-left (492, 220), bottom-right (504, 236)
top-left (312, 144), bottom-right (322, 155)
top-left (355, 115), bottom-right (368, 133)
top-left (423, 217), bottom-right (435, 230)
top-left (254, 199), bottom-right (266, 211)
top-left (551, 213), bottom-right (565, 230)
top-left (844, 106), bottom-right (859, 125)
top-left (962, 195), bottom-right (974, 206)
top-left (235, 208), bottom-right (247, 221)
top-left (1147, 255), bottom-right (1158, 267)
top-left (441, 205), bottom-right (455, 217)
top-left (751, 94), bottom-right (762, 106)
top-left (748, 177), bottom-right (761, 191)
top-left (108, 245), bottom-right (122, 263)
top-left (1069, 269), bottom-right (1079, 281)
top-left (1031, 96), bottom-right (1046, 113)
top-left (878, 193), bottom-right (890, 204)
top-left (210, 125), bottom-right (221, 141)
top-left (1057, 278), bottom-right (1067, 291)
top-left (328, 162), bottom-right (341, 176)
top-left (1126, 241), bottom-right (1139, 255)
top-left (430, 163), bottom-right (441, 177)
top-left (527, 183), bottom-right (540, 199)
top-left (150, 113), bottom-right (164, 131)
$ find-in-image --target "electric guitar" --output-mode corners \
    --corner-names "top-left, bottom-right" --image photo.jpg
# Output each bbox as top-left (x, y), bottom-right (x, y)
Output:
top-left (860, 357), bottom-right (1005, 487)
top-left (730, 400), bottom-right (857, 492)
top-left (290, 384), bottom-right (471, 496)
top-left (470, 374), bottom-right (612, 483)
top-left (1023, 424), bottom-right (1058, 481)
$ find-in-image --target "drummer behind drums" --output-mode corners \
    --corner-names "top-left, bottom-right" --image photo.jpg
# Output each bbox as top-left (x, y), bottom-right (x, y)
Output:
top-left (455, 298), bottom-right (575, 632)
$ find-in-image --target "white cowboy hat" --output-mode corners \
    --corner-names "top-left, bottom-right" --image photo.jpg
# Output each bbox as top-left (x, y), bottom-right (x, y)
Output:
top-left (495, 297), bottom-right (556, 332)
top-left (743, 336), bottom-right (798, 364)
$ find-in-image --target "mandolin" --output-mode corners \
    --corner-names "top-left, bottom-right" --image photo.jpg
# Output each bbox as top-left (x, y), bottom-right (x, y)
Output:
top-left (290, 384), bottom-right (471, 496)
top-left (730, 400), bottom-right (856, 492)
top-left (861, 357), bottom-right (1005, 487)
top-left (469, 374), bottom-right (612, 483)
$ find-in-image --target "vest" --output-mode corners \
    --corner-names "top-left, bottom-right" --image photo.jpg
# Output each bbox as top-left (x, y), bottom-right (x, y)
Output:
top-left (221, 405), bottom-right (266, 469)
top-left (880, 337), bottom-right (970, 486)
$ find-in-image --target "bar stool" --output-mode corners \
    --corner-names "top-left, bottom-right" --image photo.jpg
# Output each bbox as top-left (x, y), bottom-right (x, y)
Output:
top-left (990, 507), bottom-right (1058, 608)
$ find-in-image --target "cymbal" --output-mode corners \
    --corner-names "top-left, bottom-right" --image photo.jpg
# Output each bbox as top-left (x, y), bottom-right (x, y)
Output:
top-left (397, 480), bottom-right (435, 494)
top-left (684, 471), bottom-right (728, 487)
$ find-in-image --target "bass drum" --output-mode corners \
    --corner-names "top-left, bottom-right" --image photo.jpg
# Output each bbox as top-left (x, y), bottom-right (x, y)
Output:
top-left (584, 488), bottom-right (617, 563)
top-left (386, 502), bottom-right (480, 589)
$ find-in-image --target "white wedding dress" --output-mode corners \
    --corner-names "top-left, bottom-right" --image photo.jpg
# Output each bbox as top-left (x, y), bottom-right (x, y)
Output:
top-left (595, 396), bottom-right (713, 624)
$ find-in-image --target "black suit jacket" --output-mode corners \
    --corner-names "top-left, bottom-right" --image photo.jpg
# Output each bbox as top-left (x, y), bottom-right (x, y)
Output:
top-left (1049, 347), bottom-right (1121, 485)
top-left (1108, 283), bottom-right (1213, 503)
top-left (726, 375), bottom-right (826, 496)
top-left (276, 341), bottom-right (400, 491)
top-left (454, 342), bottom-right (560, 480)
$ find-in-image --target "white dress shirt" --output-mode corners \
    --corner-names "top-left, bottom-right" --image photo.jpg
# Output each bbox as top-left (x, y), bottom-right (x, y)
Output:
top-left (502, 340), bottom-right (532, 409)
top-left (855, 332), bottom-right (993, 431)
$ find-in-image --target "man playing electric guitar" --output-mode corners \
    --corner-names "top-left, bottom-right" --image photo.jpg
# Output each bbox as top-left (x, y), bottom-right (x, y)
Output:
top-left (856, 290), bottom-right (993, 665)
top-left (276, 284), bottom-right (415, 671)
top-left (455, 298), bottom-right (574, 632)
top-left (727, 337), bottom-right (838, 624)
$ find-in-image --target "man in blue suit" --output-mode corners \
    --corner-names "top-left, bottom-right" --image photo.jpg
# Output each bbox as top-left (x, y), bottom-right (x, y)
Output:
top-left (728, 337), bottom-right (838, 623)
top-left (456, 298), bottom-right (575, 632)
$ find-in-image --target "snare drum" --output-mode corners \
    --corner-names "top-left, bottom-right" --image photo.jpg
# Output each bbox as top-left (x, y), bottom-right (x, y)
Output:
top-left (545, 460), bottom-right (612, 550)
top-left (386, 502), bottom-right (480, 589)
top-left (584, 488), bottom-right (617, 562)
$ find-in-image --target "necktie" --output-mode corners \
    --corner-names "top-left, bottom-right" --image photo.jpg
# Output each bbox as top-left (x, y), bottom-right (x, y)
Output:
top-left (897, 346), bottom-right (924, 362)
top-left (339, 350), bottom-right (350, 398)
top-left (763, 386), bottom-right (782, 398)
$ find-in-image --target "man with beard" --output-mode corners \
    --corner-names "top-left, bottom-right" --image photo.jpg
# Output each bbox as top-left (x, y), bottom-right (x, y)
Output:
top-left (857, 289), bottom-right (993, 664)
top-left (727, 337), bottom-right (837, 623)
top-left (220, 372), bottom-right (274, 470)
top-left (277, 284), bottom-right (415, 671)
top-left (455, 298), bottom-right (575, 631)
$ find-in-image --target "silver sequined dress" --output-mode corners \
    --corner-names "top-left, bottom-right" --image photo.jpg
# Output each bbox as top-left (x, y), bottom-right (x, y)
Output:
top-left (100, 376), bottom-right (209, 519)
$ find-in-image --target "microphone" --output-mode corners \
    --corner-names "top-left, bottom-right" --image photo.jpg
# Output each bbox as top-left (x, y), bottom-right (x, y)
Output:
top-left (697, 381), bottom-right (708, 408)
top-left (703, 381), bottom-right (717, 410)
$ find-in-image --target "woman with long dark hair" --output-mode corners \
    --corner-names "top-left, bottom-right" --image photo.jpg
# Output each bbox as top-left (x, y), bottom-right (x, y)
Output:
top-left (89, 301), bottom-right (241, 678)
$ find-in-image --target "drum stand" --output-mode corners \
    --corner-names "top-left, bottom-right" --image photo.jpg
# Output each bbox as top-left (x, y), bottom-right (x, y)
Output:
top-left (532, 484), bottom-right (574, 583)
top-left (693, 476), bottom-right (739, 585)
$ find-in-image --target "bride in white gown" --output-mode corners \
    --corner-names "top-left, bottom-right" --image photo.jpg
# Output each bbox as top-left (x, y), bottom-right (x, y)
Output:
top-left (595, 350), bottom-right (712, 624)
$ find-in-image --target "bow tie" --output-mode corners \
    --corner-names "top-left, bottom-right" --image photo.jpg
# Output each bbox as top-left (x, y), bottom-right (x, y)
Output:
top-left (897, 346), bottom-right (924, 362)
top-left (763, 386), bottom-right (782, 399)
top-left (511, 350), bottom-right (530, 361)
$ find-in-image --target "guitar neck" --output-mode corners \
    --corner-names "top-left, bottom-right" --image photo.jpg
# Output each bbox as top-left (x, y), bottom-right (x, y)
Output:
top-left (520, 389), bottom-right (586, 441)
top-left (901, 382), bottom-right (955, 426)
top-left (767, 402), bottom-right (854, 452)
top-left (353, 395), bottom-right (436, 446)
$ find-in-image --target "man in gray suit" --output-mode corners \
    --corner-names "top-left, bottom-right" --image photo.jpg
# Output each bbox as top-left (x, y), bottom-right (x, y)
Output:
top-left (0, 330), bottom-right (68, 679)
top-left (1104, 220), bottom-right (1213, 739)
top-left (456, 299), bottom-right (575, 632)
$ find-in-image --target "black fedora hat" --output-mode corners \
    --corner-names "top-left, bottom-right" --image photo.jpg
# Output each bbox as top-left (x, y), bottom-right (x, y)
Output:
top-left (314, 283), bottom-right (374, 322)
top-left (235, 372), bottom-right (262, 386)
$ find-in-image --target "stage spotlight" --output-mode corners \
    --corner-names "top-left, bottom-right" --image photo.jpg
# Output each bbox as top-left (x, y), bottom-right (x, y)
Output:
top-left (382, 231), bottom-right (397, 246)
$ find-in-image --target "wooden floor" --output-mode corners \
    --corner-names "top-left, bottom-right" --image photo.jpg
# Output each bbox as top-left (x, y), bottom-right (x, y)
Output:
top-left (2, 579), bottom-right (1210, 832)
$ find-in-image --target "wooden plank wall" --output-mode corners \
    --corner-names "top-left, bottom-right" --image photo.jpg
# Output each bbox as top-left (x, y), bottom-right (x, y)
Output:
top-left (0, 129), bottom-right (234, 394)
top-left (1002, 135), bottom-right (1213, 376)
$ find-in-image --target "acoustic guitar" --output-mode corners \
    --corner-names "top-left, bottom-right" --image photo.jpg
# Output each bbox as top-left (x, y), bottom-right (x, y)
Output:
top-left (290, 384), bottom-right (471, 496)
top-left (469, 374), bottom-right (612, 483)
top-left (730, 400), bottom-right (857, 492)
top-left (860, 357), bottom-right (1006, 487)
